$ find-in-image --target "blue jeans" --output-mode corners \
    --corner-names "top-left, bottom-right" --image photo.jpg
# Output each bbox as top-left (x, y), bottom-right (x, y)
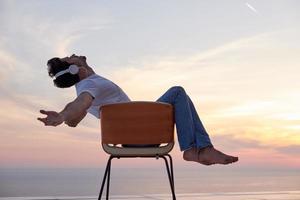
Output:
top-left (156, 86), bottom-right (212, 151)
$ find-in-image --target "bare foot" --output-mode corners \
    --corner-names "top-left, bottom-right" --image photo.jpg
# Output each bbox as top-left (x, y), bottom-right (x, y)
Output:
top-left (183, 146), bottom-right (238, 165)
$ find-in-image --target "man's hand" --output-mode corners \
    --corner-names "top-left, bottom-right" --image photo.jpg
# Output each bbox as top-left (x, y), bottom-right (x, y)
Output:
top-left (37, 110), bottom-right (64, 126)
top-left (38, 92), bottom-right (93, 128)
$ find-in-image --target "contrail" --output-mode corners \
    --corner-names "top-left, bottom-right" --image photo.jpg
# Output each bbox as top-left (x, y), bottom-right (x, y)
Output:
top-left (245, 2), bottom-right (258, 13)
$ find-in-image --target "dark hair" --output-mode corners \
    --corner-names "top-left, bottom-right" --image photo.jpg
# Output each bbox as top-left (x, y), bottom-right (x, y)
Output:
top-left (47, 57), bottom-right (80, 88)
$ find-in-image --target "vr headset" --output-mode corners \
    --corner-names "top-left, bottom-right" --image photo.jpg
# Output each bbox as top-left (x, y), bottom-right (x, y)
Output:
top-left (53, 64), bottom-right (79, 79)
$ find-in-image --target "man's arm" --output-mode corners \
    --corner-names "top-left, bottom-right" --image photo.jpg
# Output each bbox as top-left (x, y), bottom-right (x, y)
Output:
top-left (38, 92), bottom-right (93, 127)
top-left (64, 110), bottom-right (87, 127)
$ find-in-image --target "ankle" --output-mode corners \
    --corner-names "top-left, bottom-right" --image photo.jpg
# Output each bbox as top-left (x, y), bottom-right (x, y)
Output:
top-left (183, 147), bottom-right (196, 161)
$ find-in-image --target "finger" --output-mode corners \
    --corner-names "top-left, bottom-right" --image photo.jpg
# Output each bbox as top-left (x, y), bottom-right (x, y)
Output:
top-left (37, 117), bottom-right (47, 123)
top-left (40, 110), bottom-right (49, 115)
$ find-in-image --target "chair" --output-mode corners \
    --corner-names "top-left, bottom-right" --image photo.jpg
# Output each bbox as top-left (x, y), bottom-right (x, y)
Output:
top-left (98, 101), bottom-right (176, 200)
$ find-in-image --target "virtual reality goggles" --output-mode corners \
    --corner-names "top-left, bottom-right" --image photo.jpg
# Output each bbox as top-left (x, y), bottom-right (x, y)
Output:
top-left (51, 64), bottom-right (79, 79)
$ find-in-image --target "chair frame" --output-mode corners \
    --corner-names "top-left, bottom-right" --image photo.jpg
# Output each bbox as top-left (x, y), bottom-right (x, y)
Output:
top-left (98, 101), bottom-right (176, 199)
top-left (98, 154), bottom-right (176, 200)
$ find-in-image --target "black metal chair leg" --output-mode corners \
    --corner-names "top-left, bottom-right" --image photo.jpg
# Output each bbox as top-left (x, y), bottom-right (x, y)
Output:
top-left (106, 158), bottom-right (112, 200)
top-left (166, 154), bottom-right (175, 190)
top-left (99, 155), bottom-right (176, 200)
top-left (161, 155), bottom-right (176, 200)
top-left (98, 156), bottom-right (113, 200)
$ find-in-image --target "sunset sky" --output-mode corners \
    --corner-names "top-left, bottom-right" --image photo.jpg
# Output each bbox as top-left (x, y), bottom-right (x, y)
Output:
top-left (0, 0), bottom-right (299, 169)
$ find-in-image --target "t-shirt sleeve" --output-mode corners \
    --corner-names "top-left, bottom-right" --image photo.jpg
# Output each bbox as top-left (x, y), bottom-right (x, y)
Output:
top-left (77, 80), bottom-right (98, 99)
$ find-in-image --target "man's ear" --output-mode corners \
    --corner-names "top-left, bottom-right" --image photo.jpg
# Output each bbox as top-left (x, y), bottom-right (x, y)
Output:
top-left (78, 67), bottom-right (87, 80)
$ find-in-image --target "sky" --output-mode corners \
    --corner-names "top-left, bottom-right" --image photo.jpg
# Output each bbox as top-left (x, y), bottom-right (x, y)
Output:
top-left (0, 0), bottom-right (299, 169)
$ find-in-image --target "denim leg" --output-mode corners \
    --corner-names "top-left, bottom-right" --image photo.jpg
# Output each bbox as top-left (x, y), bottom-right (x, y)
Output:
top-left (156, 86), bottom-right (212, 151)
top-left (187, 96), bottom-right (212, 148)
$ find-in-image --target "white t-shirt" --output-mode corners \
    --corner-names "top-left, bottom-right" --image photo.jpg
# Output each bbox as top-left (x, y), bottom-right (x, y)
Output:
top-left (75, 74), bottom-right (131, 118)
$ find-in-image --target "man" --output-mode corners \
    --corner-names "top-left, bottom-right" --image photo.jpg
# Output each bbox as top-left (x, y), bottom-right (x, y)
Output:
top-left (38, 54), bottom-right (238, 165)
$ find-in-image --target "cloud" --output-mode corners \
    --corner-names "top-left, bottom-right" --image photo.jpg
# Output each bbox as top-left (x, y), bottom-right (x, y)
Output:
top-left (18, 16), bottom-right (109, 57)
top-left (108, 29), bottom-right (300, 107)
top-left (106, 30), bottom-right (300, 152)
top-left (56, 35), bottom-right (82, 56)
top-left (276, 145), bottom-right (300, 155)
top-left (210, 134), bottom-right (300, 168)
top-left (0, 48), bottom-right (19, 81)
top-left (211, 133), bottom-right (265, 150)
top-left (0, 0), bottom-right (113, 67)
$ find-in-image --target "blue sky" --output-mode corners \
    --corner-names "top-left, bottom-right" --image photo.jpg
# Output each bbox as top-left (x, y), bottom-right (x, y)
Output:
top-left (0, 0), bottom-right (300, 168)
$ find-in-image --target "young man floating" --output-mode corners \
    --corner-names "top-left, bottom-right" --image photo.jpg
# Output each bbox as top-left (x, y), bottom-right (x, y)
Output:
top-left (38, 54), bottom-right (239, 165)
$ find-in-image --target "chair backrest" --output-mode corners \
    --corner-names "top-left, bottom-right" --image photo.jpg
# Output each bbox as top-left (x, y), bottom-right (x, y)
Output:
top-left (100, 101), bottom-right (174, 145)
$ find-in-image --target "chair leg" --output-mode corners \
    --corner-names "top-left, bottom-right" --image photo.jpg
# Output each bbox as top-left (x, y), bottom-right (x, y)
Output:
top-left (166, 154), bottom-right (175, 190)
top-left (99, 155), bottom-right (176, 200)
top-left (161, 155), bottom-right (176, 200)
top-left (106, 158), bottom-right (112, 200)
top-left (98, 156), bottom-right (113, 200)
